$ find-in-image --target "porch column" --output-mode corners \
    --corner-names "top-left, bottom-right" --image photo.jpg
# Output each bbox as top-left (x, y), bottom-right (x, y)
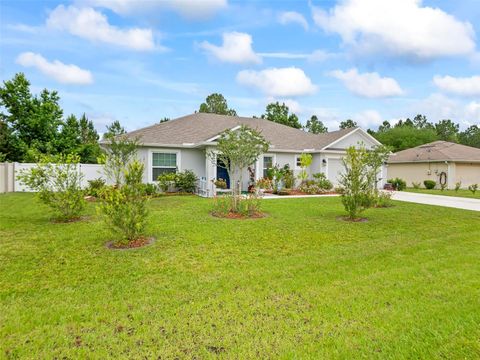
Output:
top-left (447, 162), bottom-right (456, 190)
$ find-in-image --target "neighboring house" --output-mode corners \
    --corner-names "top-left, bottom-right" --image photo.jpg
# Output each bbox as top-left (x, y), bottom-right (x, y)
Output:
top-left (119, 113), bottom-right (382, 196)
top-left (387, 141), bottom-right (480, 189)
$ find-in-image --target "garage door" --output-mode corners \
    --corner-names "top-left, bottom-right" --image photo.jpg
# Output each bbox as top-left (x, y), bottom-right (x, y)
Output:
top-left (327, 158), bottom-right (344, 186)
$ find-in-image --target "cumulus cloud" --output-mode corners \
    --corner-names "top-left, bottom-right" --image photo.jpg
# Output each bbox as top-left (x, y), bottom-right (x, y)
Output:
top-left (329, 68), bottom-right (404, 98)
top-left (199, 32), bottom-right (261, 64)
top-left (312, 0), bottom-right (475, 60)
top-left (278, 11), bottom-right (309, 30)
top-left (16, 52), bottom-right (93, 85)
top-left (80, 0), bottom-right (227, 20)
top-left (237, 67), bottom-right (317, 97)
top-left (433, 75), bottom-right (480, 96)
top-left (351, 110), bottom-right (384, 128)
top-left (47, 5), bottom-right (156, 51)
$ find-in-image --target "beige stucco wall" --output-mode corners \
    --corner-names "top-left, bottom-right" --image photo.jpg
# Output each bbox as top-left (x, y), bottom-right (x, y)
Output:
top-left (387, 162), bottom-right (448, 188)
top-left (456, 163), bottom-right (480, 187)
top-left (387, 162), bottom-right (480, 189)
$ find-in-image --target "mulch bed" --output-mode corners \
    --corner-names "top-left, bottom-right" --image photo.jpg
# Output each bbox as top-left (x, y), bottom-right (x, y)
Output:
top-left (279, 190), bottom-right (338, 196)
top-left (211, 211), bottom-right (267, 220)
top-left (106, 237), bottom-right (155, 250)
top-left (336, 216), bottom-right (368, 223)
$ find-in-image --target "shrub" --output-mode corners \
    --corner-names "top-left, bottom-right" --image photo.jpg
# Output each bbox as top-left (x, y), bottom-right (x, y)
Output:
top-left (455, 182), bottom-right (462, 192)
top-left (469, 184), bottom-right (478, 194)
top-left (412, 182), bottom-right (421, 189)
top-left (212, 192), bottom-right (263, 217)
top-left (175, 170), bottom-right (198, 193)
top-left (99, 160), bottom-right (149, 244)
top-left (297, 153), bottom-right (312, 184)
top-left (334, 186), bottom-right (345, 194)
top-left (424, 180), bottom-right (436, 189)
top-left (387, 178), bottom-right (407, 191)
top-left (256, 177), bottom-right (272, 190)
top-left (440, 182), bottom-right (447, 191)
top-left (299, 182), bottom-right (324, 195)
top-left (157, 172), bottom-right (176, 192)
top-left (282, 164), bottom-right (295, 189)
top-left (375, 191), bottom-right (393, 208)
top-left (339, 147), bottom-right (375, 220)
top-left (312, 172), bottom-right (333, 190)
top-left (141, 183), bottom-right (158, 196)
top-left (17, 154), bottom-right (86, 221)
top-left (214, 178), bottom-right (227, 189)
top-left (86, 178), bottom-right (106, 197)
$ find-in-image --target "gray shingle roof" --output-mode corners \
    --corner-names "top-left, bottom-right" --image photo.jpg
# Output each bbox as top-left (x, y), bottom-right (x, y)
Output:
top-left (121, 113), bottom-right (357, 151)
top-left (389, 141), bottom-right (480, 163)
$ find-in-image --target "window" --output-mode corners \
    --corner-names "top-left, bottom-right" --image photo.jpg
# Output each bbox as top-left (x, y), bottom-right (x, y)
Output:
top-left (263, 156), bottom-right (273, 178)
top-left (296, 155), bottom-right (302, 168)
top-left (152, 152), bottom-right (177, 181)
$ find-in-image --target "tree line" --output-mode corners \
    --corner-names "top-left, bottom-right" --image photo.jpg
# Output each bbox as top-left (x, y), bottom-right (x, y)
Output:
top-left (1, 73), bottom-right (479, 163)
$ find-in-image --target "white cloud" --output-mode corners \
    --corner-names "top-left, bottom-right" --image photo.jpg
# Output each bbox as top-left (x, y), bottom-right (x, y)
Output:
top-left (16, 52), bottom-right (93, 85)
top-left (237, 67), bottom-right (317, 97)
top-left (81, 0), bottom-right (227, 20)
top-left (329, 68), bottom-right (404, 98)
top-left (312, 0), bottom-right (475, 60)
top-left (199, 32), bottom-right (261, 64)
top-left (46, 5), bottom-right (156, 51)
top-left (258, 49), bottom-right (335, 62)
top-left (278, 11), bottom-right (308, 30)
top-left (351, 110), bottom-right (384, 128)
top-left (413, 93), bottom-right (480, 128)
top-left (433, 75), bottom-right (480, 96)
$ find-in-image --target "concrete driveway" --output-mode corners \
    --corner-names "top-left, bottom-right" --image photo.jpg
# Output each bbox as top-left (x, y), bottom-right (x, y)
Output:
top-left (391, 191), bottom-right (480, 212)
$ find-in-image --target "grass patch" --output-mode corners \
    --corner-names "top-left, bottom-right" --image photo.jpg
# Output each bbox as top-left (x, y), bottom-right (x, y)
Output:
top-left (1, 193), bottom-right (480, 358)
top-left (405, 188), bottom-right (480, 199)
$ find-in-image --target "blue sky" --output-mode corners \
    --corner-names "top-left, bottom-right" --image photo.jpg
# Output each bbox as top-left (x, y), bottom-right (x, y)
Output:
top-left (1, 0), bottom-right (479, 133)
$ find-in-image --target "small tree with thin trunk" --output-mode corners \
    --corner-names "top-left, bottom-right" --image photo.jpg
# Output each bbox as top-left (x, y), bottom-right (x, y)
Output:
top-left (99, 133), bottom-right (139, 186)
top-left (208, 125), bottom-right (269, 213)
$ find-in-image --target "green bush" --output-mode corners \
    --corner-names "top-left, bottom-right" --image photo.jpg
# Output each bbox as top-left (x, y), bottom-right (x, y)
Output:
top-left (424, 180), bottom-right (436, 189)
top-left (17, 154), bottom-right (86, 221)
top-left (387, 178), bottom-right (407, 191)
top-left (99, 160), bottom-right (149, 244)
top-left (282, 165), bottom-right (295, 189)
top-left (375, 191), bottom-right (393, 208)
top-left (86, 178), bottom-right (106, 197)
top-left (312, 172), bottom-right (333, 190)
top-left (412, 182), bottom-right (421, 189)
top-left (468, 184), bottom-right (478, 194)
top-left (175, 170), bottom-right (198, 193)
top-left (455, 182), bottom-right (462, 192)
top-left (141, 183), bottom-right (158, 196)
top-left (157, 172), bottom-right (176, 192)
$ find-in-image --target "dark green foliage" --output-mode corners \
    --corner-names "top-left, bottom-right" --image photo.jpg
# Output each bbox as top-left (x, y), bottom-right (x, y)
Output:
top-left (339, 119), bottom-right (357, 129)
top-left (468, 184), bottom-right (478, 194)
top-left (312, 172), bottom-right (333, 190)
top-left (59, 114), bottom-right (101, 163)
top-left (459, 125), bottom-right (480, 148)
top-left (157, 173), bottom-right (177, 192)
top-left (424, 180), bottom-right (436, 189)
top-left (305, 115), bottom-right (328, 134)
top-left (261, 102), bottom-right (302, 129)
top-left (435, 119), bottom-right (459, 142)
top-left (388, 178), bottom-right (407, 191)
top-left (141, 183), bottom-right (158, 196)
top-left (86, 178), bottom-right (106, 197)
top-left (175, 170), bottom-right (198, 193)
top-left (374, 126), bottom-right (438, 152)
top-left (199, 93), bottom-right (237, 116)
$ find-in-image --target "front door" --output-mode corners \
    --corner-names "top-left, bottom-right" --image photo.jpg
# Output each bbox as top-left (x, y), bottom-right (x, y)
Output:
top-left (216, 159), bottom-right (230, 188)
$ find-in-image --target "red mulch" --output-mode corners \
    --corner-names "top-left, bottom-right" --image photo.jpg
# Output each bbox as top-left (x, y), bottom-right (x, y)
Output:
top-left (211, 211), bottom-right (267, 220)
top-left (106, 237), bottom-right (155, 249)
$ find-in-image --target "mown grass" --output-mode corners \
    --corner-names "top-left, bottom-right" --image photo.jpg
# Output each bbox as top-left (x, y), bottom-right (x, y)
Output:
top-left (405, 188), bottom-right (480, 199)
top-left (1, 193), bottom-right (480, 359)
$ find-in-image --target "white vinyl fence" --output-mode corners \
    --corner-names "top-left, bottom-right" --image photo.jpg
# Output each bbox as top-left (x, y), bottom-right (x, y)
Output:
top-left (0, 162), bottom-right (111, 193)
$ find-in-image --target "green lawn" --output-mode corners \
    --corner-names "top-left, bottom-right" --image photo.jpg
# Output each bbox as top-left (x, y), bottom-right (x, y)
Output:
top-left (405, 188), bottom-right (480, 199)
top-left (1, 193), bottom-right (480, 358)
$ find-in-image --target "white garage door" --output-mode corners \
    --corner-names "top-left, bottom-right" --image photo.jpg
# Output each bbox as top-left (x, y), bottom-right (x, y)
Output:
top-left (327, 158), bottom-right (344, 186)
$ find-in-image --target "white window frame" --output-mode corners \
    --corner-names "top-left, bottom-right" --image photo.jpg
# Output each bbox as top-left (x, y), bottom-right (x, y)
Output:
top-left (262, 154), bottom-right (276, 178)
top-left (149, 149), bottom-right (181, 182)
top-left (294, 154), bottom-right (302, 170)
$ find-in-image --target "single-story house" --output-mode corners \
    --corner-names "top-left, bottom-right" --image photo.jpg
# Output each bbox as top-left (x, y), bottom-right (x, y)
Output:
top-left (387, 141), bottom-right (480, 189)
top-left (119, 113), bottom-right (383, 196)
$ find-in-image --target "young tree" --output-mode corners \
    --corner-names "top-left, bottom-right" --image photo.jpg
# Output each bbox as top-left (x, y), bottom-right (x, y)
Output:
top-left (209, 125), bottom-right (269, 212)
top-left (339, 146), bottom-right (375, 220)
top-left (100, 121), bottom-right (139, 186)
top-left (305, 115), bottom-right (328, 134)
top-left (339, 119), bottom-right (357, 129)
top-left (17, 154), bottom-right (86, 221)
top-left (199, 93), bottom-right (237, 116)
top-left (298, 153), bottom-right (313, 184)
top-left (99, 160), bottom-right (149, 245)
top-left (261, 102), bottom-right (302, 129)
